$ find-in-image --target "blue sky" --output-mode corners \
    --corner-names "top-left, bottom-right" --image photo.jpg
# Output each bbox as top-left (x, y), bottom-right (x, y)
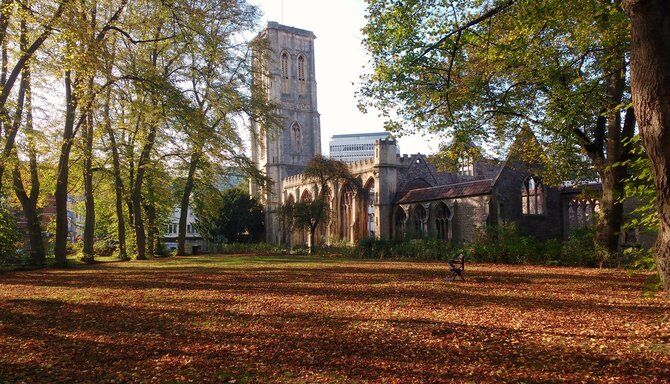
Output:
top-left (248, 0), bottom-right (440, 156)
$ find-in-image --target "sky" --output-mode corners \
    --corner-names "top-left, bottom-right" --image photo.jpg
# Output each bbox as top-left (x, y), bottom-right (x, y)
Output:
top-left (248, 0), bottom-right (441, 156)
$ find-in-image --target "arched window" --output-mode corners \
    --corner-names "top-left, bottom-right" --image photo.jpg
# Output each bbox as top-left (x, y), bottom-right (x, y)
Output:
top-left (394, 208), bottom-right (407, 240)
top-left (458, 156), bottom-right (474, 176)
top-left (297, 55), bottom-right (306, 81)
top-left (522, 176), bottom-right (544, 215)
top-left (364, 178), bottom-right (375, 237)
top-left (291, 122), bottom-right (301, 151)
top-left (281, 52), bottom-right (289, 80)
top-left (412, 205), bottom-right (427, 236)
top-left (435, 202), bottom-right (451, 241)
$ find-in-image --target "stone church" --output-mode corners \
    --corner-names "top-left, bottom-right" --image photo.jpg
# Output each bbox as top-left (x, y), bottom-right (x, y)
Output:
top-left (250, 22), bottom-right (644, 249)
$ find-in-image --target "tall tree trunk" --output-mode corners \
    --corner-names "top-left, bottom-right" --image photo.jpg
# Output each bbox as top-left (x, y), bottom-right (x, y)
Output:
top-left (145, 178), bottom-right (157, 258)
top-left (591, 52), bottom-right (632, 257)
top-left (126, 142), bottom-right (135, 230)
top-left (177, 152), bottom-right (199, 256)
top-left (625, 0), bottom-right (670, 290)
top-left (11, 50), bottom-right (43, 265)
top-left (103, 46), bottom-right (127, 261)
top-left (309, 225), bottom-right (316, 254)
top-left (54, 70), bottom-right (77, 267)
top-left (81, 6), bottom-right (97, 263)
top-left (105, 96), bottom-right (128, 261)
top-left (13, 165), bottom-right (43, 264)
top-left (132, 123), bottom-right (157, 260)
top-left (81, 109), bottom-right (95, 262)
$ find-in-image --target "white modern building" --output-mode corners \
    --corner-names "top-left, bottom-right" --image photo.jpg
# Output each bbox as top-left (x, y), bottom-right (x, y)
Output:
top-left (163, 207), bottom-right (209, 254)
top-left (329, 132), bottom-right (400, 162)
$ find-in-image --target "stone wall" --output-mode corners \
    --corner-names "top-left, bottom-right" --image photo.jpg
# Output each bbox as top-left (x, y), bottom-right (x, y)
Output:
top-left (494, 164), bottom-right (564, 241)
top-left (450, 195), bottom-right (492, 243)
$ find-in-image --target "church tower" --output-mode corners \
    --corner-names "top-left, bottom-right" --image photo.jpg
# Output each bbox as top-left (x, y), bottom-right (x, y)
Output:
top-left (250, 22), bottom-right (321, 243)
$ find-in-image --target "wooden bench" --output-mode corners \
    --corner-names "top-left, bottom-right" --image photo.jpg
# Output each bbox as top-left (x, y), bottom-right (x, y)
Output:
top-left (448, 254), bottom-right (466, 281)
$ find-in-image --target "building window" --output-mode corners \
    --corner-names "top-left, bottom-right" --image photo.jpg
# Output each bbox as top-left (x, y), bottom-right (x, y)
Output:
top-left (291, 122), bottom-right (301, 152)
top-left (522, 176), bottom-right (544, 215)
top-left (435, 203), bottom-right (451, 241)
top-left (568, 198), bottom-right (599, 230)
top-left (412, 205), bottom-right (427, 237)
top-left (186, 224), bottom-right (192, 234)
top-left (297, 54), bottom-right (305, 81)
top-left (394, 208), bottom-right (407, 239)
top-left (281, 52), bottom-right (289, 79)
top-left (458, 156), bottom-right (474, 176)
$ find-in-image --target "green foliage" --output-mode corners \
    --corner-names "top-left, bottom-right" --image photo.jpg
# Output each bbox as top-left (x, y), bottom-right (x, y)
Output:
top-left (468, 222), bottom-right (545, 264)
top-left (0, 207), bottom-right (20, 259)
top-left (359, 0), bottom-right (629, 182)
top-left (560, 227), bottom-right (599, 267)
top-left (620, 136), bottom-right (658, 232)
top-left (357, 237), bottom-right (461, 261)
top-left (199, 188), bottom-right (264, 244)
top-left (214, 242), bottom-right (286, 256)
top-left (93, 239), bottom-right (116, 257)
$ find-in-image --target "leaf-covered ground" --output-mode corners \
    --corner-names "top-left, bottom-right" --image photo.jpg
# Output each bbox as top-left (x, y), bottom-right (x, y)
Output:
top-left (0, 255), bottom-right (668, 383)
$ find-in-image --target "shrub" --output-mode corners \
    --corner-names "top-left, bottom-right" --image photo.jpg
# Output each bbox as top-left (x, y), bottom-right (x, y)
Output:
top-left (470, 222), bottom-right (545, 264)
top-left (357, 237), bottom-right (461, 261)
top-left (560, 227), bottom-right (598, 267)
top-left (214, 242), bottom-right (286, 255)
top-left (93, 239), bottom-right (116, 256)
top-left (0, 207), bottom-right (20, 262)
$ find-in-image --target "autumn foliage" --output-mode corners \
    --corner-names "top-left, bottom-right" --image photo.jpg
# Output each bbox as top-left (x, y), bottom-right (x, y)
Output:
top-left (0, 255), bottom-right (668, 383)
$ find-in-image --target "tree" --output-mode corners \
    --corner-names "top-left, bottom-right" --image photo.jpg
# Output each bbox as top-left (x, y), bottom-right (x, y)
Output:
top-left (199, 187), bottom-right (264, 244)
top-left (623, 0), bottom-right (670, 290)
top-left (291, 156), bottom-right (356, 254)
top-left (359, 0), bottom-right (633, 255)
top-left (53, 0), bottom-right (129, 267)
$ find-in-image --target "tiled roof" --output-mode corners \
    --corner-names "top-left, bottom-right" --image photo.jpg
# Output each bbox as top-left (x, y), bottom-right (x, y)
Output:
top-left (395, 179), bottom-right (494, 204)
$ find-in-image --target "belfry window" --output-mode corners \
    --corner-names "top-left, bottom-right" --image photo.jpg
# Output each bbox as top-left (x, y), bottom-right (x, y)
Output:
top-left (458, 156), bottom-right (474, 176)
top-left (291, 122), bottom-right (301, 151)
top-left (281, 52), bottom-right (289, 80)
top-left (522, 176), bottom-right (544, 215)
top-left (297, 55), bottom-right (306, 81)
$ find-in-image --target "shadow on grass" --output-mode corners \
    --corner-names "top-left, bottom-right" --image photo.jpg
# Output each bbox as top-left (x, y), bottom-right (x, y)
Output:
top-left (0, 255), bottom-right (668, 383)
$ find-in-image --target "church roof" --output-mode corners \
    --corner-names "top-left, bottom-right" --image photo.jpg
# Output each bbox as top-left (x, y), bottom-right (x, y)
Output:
top-left (395, 179), bottom-right (493, 204)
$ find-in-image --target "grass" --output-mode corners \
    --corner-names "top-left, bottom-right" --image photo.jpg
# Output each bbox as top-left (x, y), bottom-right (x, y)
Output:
top-left (0, 254), bottom-right (668, 383)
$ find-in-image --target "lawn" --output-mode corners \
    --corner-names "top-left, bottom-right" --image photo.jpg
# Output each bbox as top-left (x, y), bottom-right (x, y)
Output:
top-left (0, 255), bottom-right (668, 384)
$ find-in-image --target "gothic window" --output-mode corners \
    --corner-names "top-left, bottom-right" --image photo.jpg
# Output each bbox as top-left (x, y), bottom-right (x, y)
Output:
top-left (365, 178), bottom-right (375, 237)
top-left (291, 122), bottom-right (301, 152)
top-left (522, 176), bottom-right (544, 215)
top-left (281, 52), bottom-right (289, 79)
top-left (568, 198), bottom-right (599, 231)
top-left (458, 156), bottom-right (474, 176)
top-left (297, 54), bottom-right (306, 81)
top-left (394, 208), bottom-right (407, 239)
top-left (412, 205), bottom-right (427, 237)
top-left (435, 202), bottom-right (451, 241)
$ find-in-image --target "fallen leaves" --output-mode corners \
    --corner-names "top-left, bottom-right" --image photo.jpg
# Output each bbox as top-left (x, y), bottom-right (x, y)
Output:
top-left (0, 256), bottom-right (668, 383)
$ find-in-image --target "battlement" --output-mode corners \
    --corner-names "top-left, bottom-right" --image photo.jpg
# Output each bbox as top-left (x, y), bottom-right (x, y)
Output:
top-left (265, 21), bottom-right (316, 39)
top-left (283, 173), bottom-right (306, 187)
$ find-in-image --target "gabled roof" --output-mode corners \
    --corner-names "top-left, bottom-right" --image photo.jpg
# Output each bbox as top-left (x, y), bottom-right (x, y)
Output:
top-left (395, 179), bottom-right (494, 204)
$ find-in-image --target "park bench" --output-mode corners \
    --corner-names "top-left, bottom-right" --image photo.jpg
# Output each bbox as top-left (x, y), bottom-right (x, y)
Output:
top-left (448, 254), bottom-right (466, 281)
